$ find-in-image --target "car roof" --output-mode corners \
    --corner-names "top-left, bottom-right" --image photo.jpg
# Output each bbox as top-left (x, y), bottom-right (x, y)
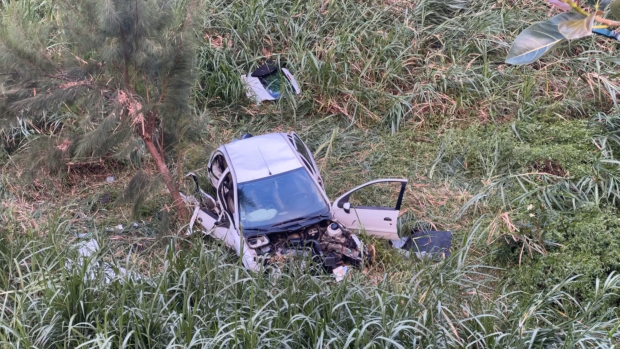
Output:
top-left (223, 133), bottom-right (303, 183)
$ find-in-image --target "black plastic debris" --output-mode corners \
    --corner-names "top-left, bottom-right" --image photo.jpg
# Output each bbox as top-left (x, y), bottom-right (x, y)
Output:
top-left (100, 193), bottom-right (111, 204)
top-left (250, 62), bottom-right (279, 78)
top-left (391, 230), bottom-right (452, 260)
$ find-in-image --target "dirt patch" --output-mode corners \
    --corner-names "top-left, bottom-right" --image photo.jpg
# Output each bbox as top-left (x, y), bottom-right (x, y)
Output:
top-left (532, 159), bottom-right (567, 177)
top-left (65, 159), bottom-right (126, 186)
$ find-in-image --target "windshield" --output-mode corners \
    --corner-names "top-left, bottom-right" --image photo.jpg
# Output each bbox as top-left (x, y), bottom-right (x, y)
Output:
top-left (238, 168), bottom-right (329, 234)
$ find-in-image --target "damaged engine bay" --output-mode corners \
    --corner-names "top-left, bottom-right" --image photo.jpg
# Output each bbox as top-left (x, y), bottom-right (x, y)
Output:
top-left (246, 220), bottom-right (371, 270)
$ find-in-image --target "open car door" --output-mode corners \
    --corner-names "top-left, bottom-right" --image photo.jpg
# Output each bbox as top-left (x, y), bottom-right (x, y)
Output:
top-left (180, 173), bottom-right (219, 236)
top-left (332, 179), bottom-right (407, 240)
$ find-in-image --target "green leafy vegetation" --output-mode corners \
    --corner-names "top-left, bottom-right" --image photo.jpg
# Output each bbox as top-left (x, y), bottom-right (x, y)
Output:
top-left (2, 0), bottom-right (620, 346)
top-left (0, 0), bottom-right (202, 220)
top-left (506, 0), bottom-right (620, 65)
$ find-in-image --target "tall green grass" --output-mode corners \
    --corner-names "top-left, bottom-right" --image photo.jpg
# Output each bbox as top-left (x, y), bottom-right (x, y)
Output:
top-left (2, 220), bottom-right (620, 348)
top-left (3, 0), bottom-right (620, 346)
top-left (194, 0), bottom-right (620, 131)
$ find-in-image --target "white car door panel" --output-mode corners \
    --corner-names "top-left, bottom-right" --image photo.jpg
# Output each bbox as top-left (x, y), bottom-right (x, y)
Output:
top-left (207, 151), bottom-right (228, 188)
top-left (214, 170), bottom-right (260, 271)
top-left (191, 207), bottom-right (259, 271)
top-left (188, 168), bottom-right (260, 270)
top-left (193, 208), bottom-right (218, 234)
top-left (332, 179), bottom-right (407, 240)
top-left (211, 213), bottom-right (259, 271)
top-left (336, 207), bottom-right (400, 240)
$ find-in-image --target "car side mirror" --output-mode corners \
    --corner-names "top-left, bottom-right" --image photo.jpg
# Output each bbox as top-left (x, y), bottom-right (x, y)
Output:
top-left (343, 202), bottom-right (351, 214)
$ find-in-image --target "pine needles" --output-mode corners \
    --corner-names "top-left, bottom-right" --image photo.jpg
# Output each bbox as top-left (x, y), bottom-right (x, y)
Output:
top-left (0, 0), bottom-right (203, 219)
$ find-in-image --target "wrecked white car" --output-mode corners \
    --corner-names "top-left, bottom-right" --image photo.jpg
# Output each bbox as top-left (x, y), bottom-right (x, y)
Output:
top-left (183, 132), bottom-right (407, 272)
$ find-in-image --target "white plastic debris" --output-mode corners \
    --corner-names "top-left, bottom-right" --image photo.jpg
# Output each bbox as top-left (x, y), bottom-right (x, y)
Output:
top-left (115, 224), bottom-right (123, 231)
top-left (351, 234), bottom-right (363, 250)
top-left (106, 176), bottom-right (115, 183)
top-left (333, 266), bottom-right (348, 282)
top-left (390, 237), bottom-right (409, 249)
top-left (66, 236), bottom-right (124, 283)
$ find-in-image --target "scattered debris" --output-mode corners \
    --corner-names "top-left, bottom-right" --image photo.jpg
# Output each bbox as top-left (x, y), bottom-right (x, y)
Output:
top-left (106, 176), bottom-right (115, 183)
top-left (130, 243), bottom-right (145, 253)
top-left (593, 28), bottom-right (620, 42)
top-left (66, 233), bottom-right (148, 284)
top-left (67, 234), bottom-right (126, 283)
top-left (100, 193), bottom-right (111, 204)
top-left (333, 266), bottom-right (348, 282)
top-left (391, 230), bottom-right (452, 260)
top-left (240, 61), bottom-right (301, 104)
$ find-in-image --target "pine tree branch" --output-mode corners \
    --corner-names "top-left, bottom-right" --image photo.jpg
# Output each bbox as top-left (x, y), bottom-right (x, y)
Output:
top-left (119, 28), bottom-right (131, 88)
top-left (44, 74), bottom-right (115, 100)
top-left (157, 0), bottom-right (198, 107)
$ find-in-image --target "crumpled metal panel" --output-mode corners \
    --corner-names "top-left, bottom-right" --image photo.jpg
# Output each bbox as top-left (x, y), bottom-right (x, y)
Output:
top-left (224, 133), bottom-right (302, 183)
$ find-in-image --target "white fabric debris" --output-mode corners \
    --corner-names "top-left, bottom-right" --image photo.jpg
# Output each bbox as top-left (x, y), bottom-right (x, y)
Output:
top-left (66, 236), bottom-right (142, 284)
top-left (241, 68), bottom-right (301, 104)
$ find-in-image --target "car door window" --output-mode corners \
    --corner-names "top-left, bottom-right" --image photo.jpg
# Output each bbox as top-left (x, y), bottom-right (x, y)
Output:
top-left (331, 179), bottom-right (407, 240)
top-left (210, 153), bottom-right (228, 180)
top-left (347, 182), bottom-right (402, 209)
top-left (290, 133), bottom-right (315, 173)
top-left (338, 181), bottom-right (406, 210)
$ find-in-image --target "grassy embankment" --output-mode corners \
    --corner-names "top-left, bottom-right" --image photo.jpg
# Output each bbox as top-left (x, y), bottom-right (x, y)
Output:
top-left (3, 0), bottom-right (620, 346)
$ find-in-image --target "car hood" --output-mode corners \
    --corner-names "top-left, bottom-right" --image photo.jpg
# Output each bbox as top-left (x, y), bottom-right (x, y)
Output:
top-left (242, 214), bottom-right (332, 238)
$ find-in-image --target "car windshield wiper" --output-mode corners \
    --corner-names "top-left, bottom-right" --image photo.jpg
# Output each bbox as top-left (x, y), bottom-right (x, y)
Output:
top-left (270, 217), bottom-right (307, 228)
top-left (242, 227), bottom-right (270, 233)
top-left (271, 213), bottom-right (330, 228)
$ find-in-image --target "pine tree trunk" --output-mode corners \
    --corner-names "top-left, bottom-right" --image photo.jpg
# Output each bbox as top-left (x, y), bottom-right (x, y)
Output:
top-left (142, 134), bottom-right (188, 223)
